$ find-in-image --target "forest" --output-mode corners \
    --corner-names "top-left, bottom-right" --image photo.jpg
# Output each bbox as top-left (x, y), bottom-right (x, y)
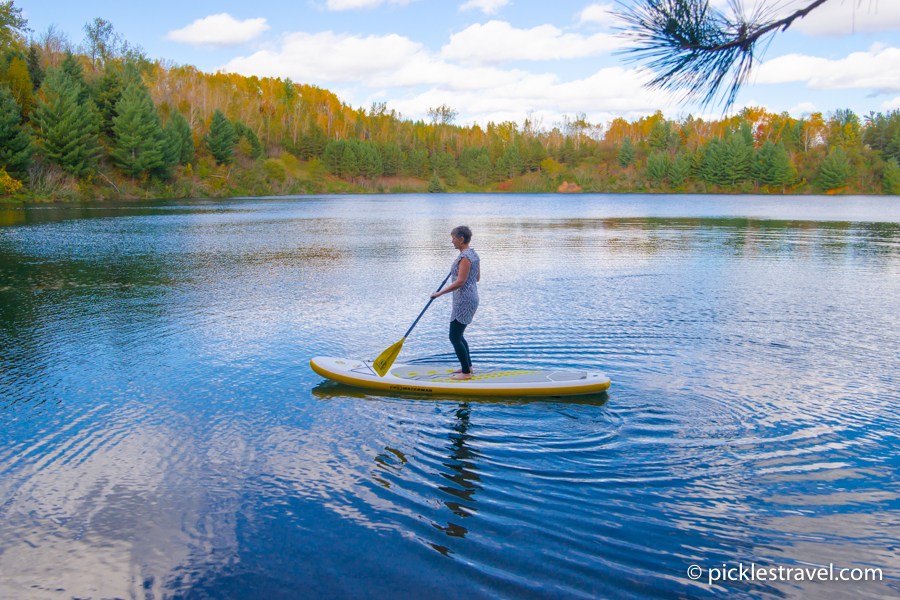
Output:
top-left (1, 2), bottom-right (899, 202)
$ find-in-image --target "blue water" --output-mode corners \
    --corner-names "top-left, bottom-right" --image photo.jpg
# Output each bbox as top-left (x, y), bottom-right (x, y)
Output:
top-left (1, 194), bottom-right (899, 599)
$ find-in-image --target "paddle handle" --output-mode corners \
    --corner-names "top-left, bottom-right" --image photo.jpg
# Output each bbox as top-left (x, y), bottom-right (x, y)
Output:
top-left (403, 271), bottom-right (452, 339)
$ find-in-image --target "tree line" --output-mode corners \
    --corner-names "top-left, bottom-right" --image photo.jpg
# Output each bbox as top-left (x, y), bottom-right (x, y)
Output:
top-left (0, 2), bottom-right (898, 199)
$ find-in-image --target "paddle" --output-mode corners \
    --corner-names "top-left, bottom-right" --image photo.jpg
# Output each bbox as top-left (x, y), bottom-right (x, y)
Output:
top-left (372, 271), bottom-right (452, 377)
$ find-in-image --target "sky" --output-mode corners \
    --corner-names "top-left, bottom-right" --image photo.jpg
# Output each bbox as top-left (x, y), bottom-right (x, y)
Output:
top-left (16, 0), bottom-right (900, 128)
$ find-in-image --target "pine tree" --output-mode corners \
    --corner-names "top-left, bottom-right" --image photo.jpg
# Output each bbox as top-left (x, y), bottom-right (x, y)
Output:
top-left (93, 66), bottom-right (123, 136)
top-left (700, 139), bottom-right (725, 185)
top-left (206, 109), bottom-right (236, 165)
top-left (381, 144), bottom-right (402, 177)
top-left (405, 148), bottom-right (426, 177)
top-left (161, 119), bottom-right (182, 172)
top-left (752, 140), bottom-right (794, 191)
top-left (60, 52), bottom-right (89, 105)
top-left (111, 83), bottom-right (166, 178)
top-left (648, 120), bottom-right (671, 152)
top-left (750, 140), bottom-right (773, 183)
top-left (504, 145), bottom-right (523, 178)
top-left (428, 174), bottom-right (445, 192)
top-left (721, 134), bottom-right (751, 185)
top-left (646, 151), bottom-right (669, 184)
top-left (472, 153), bottom-right (492, 185)
top-left (358, 143), bottom-right (376, 179)
top-left (323, 141), bottom-right (344, 175)
top-left (30, 69), bottom-right (100, 177)
top-left (817, 146), bottom-right (851, 190)
top-left (369, 145), bottom-right (383, 179)
top-left (169, 112), bottom-right (194, 164)
top-left (618, 136), bottom-right (635, 167)
top-left (340, 146), bottom-right (359, 178)
top-left (668, 151), bottom-right (691, 188)
top-left (0, 85), bottom-right (32, 178)
top-left (26, 45), bottom-right (43, 91)
top-left (690, 145), bottom-right (705, 179)
top-left (882, 158), bottom-right (900, 195)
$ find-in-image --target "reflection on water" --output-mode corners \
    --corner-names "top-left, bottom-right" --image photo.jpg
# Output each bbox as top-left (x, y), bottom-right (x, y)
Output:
top-left (1, 194), bottom-right (899, 600)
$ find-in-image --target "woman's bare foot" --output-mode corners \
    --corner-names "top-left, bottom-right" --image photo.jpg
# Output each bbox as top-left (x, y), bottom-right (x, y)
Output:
top-left (451, 372), bottom-right (473, 380)
top-left (453, 367), bottom-right (474, 373)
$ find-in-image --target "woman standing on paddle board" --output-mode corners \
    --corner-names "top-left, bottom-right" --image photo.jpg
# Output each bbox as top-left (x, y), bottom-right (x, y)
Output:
top-left (431, 226), bottom-right (480, 380)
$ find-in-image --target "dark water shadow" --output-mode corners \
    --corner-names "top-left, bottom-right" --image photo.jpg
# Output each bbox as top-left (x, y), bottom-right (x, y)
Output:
top-left (310, 380), bottom-right (610, 407)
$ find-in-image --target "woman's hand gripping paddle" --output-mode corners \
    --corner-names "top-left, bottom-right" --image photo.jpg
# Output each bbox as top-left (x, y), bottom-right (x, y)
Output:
top-left (372, 272), bottom-right (452, 377)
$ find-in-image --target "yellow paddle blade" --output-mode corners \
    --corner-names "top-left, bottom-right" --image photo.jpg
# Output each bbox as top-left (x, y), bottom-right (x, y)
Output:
top-left (372, 337), bottom-right (405, 377)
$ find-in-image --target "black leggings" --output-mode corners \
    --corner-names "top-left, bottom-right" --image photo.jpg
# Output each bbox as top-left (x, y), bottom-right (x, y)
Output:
top-left (449, 319), bottom-right (472, 374)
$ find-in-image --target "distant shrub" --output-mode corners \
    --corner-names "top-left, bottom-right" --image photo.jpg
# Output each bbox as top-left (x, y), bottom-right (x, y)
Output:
top-left (264, 158), bottom-right (287, 182)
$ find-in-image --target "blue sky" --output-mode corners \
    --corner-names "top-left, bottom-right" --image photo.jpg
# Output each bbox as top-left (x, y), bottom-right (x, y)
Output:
top-left (17, 0), bottom-right (900, 127)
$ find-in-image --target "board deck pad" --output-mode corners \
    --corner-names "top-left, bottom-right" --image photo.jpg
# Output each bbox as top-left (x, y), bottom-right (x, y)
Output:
top-left (389, 366), bottom-right (588, 384)
top-left (311, 356), bottom-right (610, 397)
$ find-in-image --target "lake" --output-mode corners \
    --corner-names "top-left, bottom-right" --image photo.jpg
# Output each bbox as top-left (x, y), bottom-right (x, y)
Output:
top-left (1, 193), bottom-right (899, 600)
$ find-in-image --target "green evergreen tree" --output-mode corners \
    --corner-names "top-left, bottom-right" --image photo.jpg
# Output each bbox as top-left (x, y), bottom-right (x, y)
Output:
top-left (700, 139), bottom-right (725, 185)
top-left (110, 83), bottom-right (166, 178)
top-left (369, 144), bottom-right (383, 178)
top-left (646, 150), bottom-right (669, 184)
top-left (428, 174), bottom-right (445, 192)
top-left (648, 121), bottom-right (671, 152)
top-left (472, 153), bottom-right (492, 185)
top-left (690, 145), bottom-right (705, 179)
top-left (817, 146), bottom-right (851, 190)
top-left (885, 130), bottom-right (900, 163)
top-left (169, 112), bottom-right (194, 164)
top-left (721, 134), bottom-right (751, 185)
top-left (752, 140), bottom-right (795, 191)
top-left (323, 140), bottom-right (344, 175)
top-left (882, 158), bottom-right (900, 195)
top-left (358, 142), bottom-right (377, 179)
top-left (444, 165), bottom-right (459, 186)
top-left (60, 52), bottom-right (89, 104)
top-left (30, 69), bottom-right (100, 177)
top-left (405, 147), bottom-right (426, 177)
top-left (668, 151), bottom-right (691, 188)
top-left (381, 144), bottom-right (402, 177)
top-left (496, 144), bottom-right (523, 179)
top-left (0, 84), bottom-right (32, 178)
top-left (205, 109), bottom-right (236, 165)
top-left (341, 146), bottom-right (359, 178)
top-left (161, 119), bottom-right (182, 172)
top-left (618, 136), bottom-right (635, 167)
top-left (93, 65), bottom-right (123, 136)
top-left (26, 45), bottom-right (42, 91)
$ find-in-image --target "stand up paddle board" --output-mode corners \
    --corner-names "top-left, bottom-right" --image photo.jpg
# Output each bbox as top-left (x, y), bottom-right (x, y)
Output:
top-left (310, 356), bottom-right (611, 397)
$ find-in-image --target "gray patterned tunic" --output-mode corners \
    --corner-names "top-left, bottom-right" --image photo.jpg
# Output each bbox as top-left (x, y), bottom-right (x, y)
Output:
top-left (450, 248), bottom-right (480, 324)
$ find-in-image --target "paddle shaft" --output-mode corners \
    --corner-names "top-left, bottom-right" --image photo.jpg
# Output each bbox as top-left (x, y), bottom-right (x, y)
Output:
top-left (403, 271), bottom-right (452, 339)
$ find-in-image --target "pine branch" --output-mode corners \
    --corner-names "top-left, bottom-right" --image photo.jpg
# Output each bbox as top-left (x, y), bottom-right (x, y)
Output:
top-left (614, 0), bottom-right (832, 109)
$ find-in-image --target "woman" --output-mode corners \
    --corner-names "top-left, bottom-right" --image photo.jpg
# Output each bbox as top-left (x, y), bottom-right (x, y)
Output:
top-left (431, 226), bottom-right (480, 380)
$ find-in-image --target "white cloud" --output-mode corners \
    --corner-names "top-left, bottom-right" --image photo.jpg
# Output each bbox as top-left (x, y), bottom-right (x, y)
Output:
top-left (788, 0), bottom-right (900, 37)
top-left (223, 31), bottom-right (425, 81)
top-left (221, 29), bottom-right (663, 123)
top-left (440, 20), bottom-right (622, 65)
top-left (578, 3), bottom-right (616, 26)
top-left (789, 101), bottom-right (817, 117)
top-left (754, 47), bottom-right (900, 93)
top-left (459, 0), bottom-right (509, 15)
top-left (164, 14), bottom-right (269, 47)
top-left (881, 97), bottom-right (900, 111)
top-left (326, 0), bottom-right (420, 10)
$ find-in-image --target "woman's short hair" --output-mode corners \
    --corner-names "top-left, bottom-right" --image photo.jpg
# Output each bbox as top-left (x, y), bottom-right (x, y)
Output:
top-left (451, 225), bottom-right (472, 244)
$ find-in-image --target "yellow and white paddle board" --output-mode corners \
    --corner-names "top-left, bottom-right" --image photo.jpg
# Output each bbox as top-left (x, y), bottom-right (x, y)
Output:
top-left (310, 356), bottom-right (611, 397)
